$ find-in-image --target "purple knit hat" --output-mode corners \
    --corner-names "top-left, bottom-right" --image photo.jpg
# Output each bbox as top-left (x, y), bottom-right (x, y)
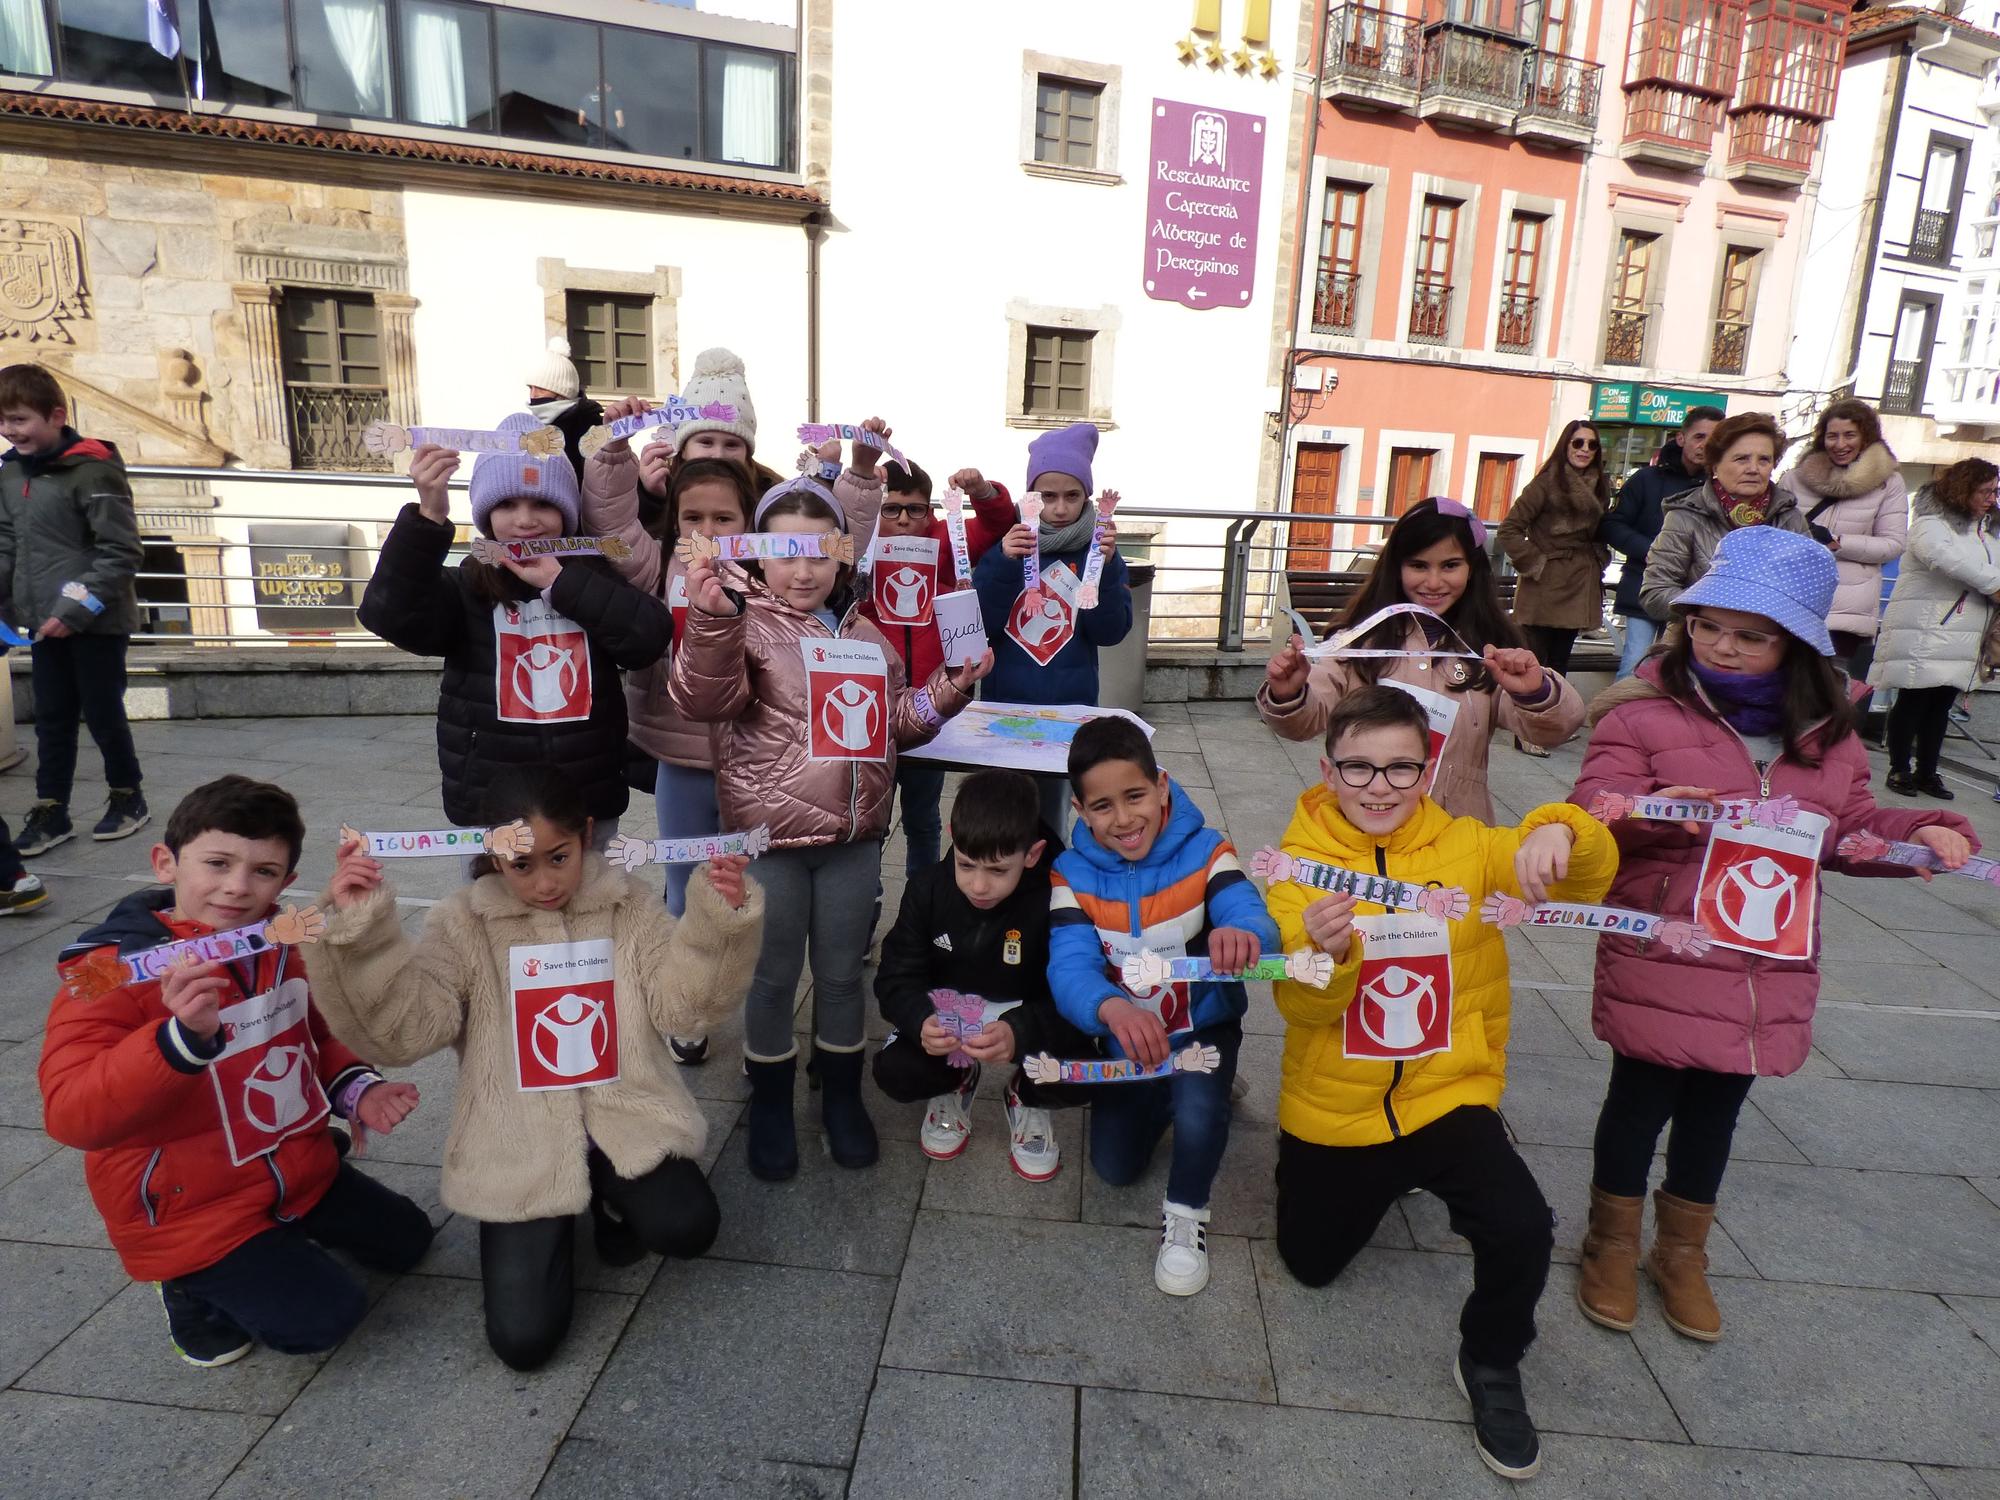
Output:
top-left (468, 413), bottom-right (581, 537)
top-left (1026, 421), bottom-right (1097, 494)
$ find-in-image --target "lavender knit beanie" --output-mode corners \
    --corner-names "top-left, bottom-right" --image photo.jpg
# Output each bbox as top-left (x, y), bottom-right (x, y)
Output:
top-left (1026, 421), bottom-right (1097, 494)
top-left (468, 413), bottom-right (582, 537)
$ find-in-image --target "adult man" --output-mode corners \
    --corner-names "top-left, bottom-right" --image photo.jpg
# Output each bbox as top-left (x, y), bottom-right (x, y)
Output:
top-left (1599, 405), bottom-right (1724, 679)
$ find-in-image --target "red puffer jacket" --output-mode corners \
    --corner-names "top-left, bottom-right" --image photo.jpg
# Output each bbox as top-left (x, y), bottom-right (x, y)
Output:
top-left (40, 890), bottom-right (381, 1280)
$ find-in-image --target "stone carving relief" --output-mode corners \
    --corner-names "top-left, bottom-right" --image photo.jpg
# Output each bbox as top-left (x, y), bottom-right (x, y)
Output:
top-left (0, 218), bottom-right (89, 343)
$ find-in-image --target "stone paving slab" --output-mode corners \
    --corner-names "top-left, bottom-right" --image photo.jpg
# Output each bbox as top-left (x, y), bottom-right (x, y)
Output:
top-left (0, 1147), bottom-right (110, 1250)
top-left (708, 1129), bottom-right (928, 1276)
top-left (0, 1121), bottom-right (56, 1190)
top-left (0, 1240), bottom-right (127, 1388)
top-left (847, 1370), bottom-right (1075, 1500)
top-left (1749, 1074), bottom-right (2000, 1175)
top-left (1915, 1467), bottom-right (2000, 1500)
top-left (536, 1439), bottom-right (852, 1500)
top-left (1799, 1004), bottom-right (2000, 1086)
top-left (0, 1389), bottom-right (271, 1500)
top-left (1814, 958), bottom-right (2000, 1011)
top-left (917, 1097), bottom-right (1086, 1223)
top-left (1499, 1052), bottom-right (1807, 1166)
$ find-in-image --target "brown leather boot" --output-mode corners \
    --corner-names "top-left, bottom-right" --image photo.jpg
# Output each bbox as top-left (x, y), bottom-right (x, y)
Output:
top-left (1647, 1190), bottom-right (1723, 1341)
top-left (1576, 1185), bottom-right (1645, 1331)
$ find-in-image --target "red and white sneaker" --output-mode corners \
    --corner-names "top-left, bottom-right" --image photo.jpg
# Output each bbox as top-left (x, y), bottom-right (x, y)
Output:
top-left (919, 1064), bottom-right (979, 1161)
top-left (1004, 1082), bottom-right (1060, 1181)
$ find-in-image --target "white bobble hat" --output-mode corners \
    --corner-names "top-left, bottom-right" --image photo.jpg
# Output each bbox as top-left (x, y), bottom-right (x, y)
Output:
top-left (525, 336), bottom-right (581, 400)
top-left (673, 346), bottom-right (758, 451)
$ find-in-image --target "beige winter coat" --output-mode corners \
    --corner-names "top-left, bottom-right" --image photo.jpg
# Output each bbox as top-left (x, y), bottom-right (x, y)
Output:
top-left (306, 855), bottom-right (763, 1223)
top-left (1775, 444), bottom-right (1908, 639)
top-left (1497, 466), bottom-right (1611, 631)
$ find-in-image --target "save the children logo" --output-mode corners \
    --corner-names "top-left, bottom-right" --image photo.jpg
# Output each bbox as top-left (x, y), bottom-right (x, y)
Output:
top-left (529, 993), bottom-right (612, 1079)
top-left (493, 598), bottom-right (592, 724)
top-left (521, 957), bottom-right (541, 977)
top-left (1692, 809), bottom-right (1828, 961)
top-left (241, 1045), bottom-right (312, 1133)
top-left (510, 938), bottom-right (620, 1092)
top-left (1343, 916), bottom-right (1455, 1062)
top-left (1715, 856), bottom-right (1799, 942)
top-left (800, 638), bottom-right (891, 762)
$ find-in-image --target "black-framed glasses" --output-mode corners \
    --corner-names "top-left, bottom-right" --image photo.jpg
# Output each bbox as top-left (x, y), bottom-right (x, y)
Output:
top-left (1331, 758), bottom-right (1428, 789)
top-left (879, 503), bottom-right (934, 520)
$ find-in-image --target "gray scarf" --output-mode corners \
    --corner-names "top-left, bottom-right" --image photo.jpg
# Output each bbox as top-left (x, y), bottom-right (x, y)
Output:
top-left (1040, 500), bottom-right (1099, 557)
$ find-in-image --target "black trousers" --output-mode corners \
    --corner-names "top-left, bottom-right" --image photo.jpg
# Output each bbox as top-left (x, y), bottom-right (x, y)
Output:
top-left (1590, 1050), bottom-right (1754, 1205)
top-left (1274, 1105), bottom-right (1553, 1370)
top-left (30, 632), bottom-right (143, 806)
top-left (1521, 625), bottom-right (1579, 679)
top-left (168, 1162), bottom-right (434, 1355)
top-left (479, 1148), bottom-right (718, 1371)
top-left (1887, 684), bottom-right (1959, 777)
top-left (872, 1027), bottom-right (1090, 1111)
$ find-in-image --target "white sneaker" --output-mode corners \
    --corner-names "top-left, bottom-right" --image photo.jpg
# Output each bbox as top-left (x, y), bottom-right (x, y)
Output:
top-left (1004, 1082), bottom-right (1060, 1182)
top-left (1155, 1200), bottom-right (1211, 1296)
top-left (919, 1064), bottom-right (979, 1161)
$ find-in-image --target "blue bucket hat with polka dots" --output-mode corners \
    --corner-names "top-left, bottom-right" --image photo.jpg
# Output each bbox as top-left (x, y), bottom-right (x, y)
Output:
top-left (1672, 524), bottom-right (1837, 656)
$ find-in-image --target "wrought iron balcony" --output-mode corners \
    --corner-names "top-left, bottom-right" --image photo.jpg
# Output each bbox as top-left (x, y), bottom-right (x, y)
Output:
top-left (1408, 282), bottom-right (1453, 346)
top-left (1882, 359), bottom-right (1927, 416)
top-left (1313, 267), bottom-right (1363, 336)
top-left (1710, 320), bottom-right (1749, 376)
top-left (1909, 208), bottom-right (1955, 265)
top-left (1495, 293), bottom-right (1538, 354)
top-left (1515, 50), bottom-right (1601, 147)
top-left (286, 384), bottom-right (392, 473)
top-left (1417, 25), bottom-right (1529, 131)
top-left (1321, 5), bottom-right (1424, 110)
top-left (1604, 309), bottom-right (1648, 366)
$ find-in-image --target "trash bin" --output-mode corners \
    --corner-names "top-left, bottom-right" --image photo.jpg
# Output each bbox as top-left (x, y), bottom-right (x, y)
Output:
top-left (1098, 561), bottom-right (1155, 715)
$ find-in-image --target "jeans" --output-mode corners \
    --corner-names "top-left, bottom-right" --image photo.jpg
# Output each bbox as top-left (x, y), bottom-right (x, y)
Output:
top-left (30, 632), bottom-right (142, 806)
top-left (742, 838), bottom-right (885, 1057)
top-left (166, 1163), bottom-right (434, 1355)
top-left (1616, 616), bottom-right (1662, 679)
top-left (1591, 1050), bottom-right (1755, 1204)
top-left (1521, 625), bottom-right (1579, 678)
top-left (1888, 684), bottom-right (1958, 777)
top-left (1275, 1105), bottom-right (1553, 1369)
top-left (895, 759), bottom-right (946, 878)
top-left (1087, 1019), bottom-right (1240, 1210)
top-left (654, 760), bottom-right (720, 918)
top-left (479, 1149), bottom-right (717, 1370)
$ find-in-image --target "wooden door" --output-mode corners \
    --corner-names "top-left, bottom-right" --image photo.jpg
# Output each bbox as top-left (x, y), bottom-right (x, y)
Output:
top-left (1288, 443), bottom-right (1344, 570)
top-left (1388, 447), bottom-right (1435, 515)
top-left (1474, 454), bottom-right (1519, 524)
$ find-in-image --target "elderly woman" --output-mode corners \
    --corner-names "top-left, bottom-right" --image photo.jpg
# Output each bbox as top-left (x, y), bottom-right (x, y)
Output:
top-left (1776, 399), bottom-right (1908, 663)
top-left (1870, 458), bottom-right (2000, 800)
top-left (1640, 412), bottom-right (1810, 623)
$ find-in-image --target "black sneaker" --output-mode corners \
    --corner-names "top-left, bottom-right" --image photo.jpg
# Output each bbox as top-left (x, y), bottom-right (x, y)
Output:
top-left (1453, 1347), bottom-right (1541, 1480)
top-left (93, 787), bottom-right (150, 840)
top-left (0, 873), bottom-right (50, 916)
top-left (16, 801), bottom-right (71, 857)
top-left (590, 1194), bottom-right (645, 1267)
top-left (156, 1282), bottom-right (253, 1368)
top-left (1916, 773), bottom-right (1956, 801)
top-left (668, 1034), bottom-right (709, 1066)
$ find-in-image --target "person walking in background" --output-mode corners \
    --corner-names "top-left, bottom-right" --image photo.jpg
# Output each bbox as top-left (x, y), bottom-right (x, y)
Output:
top-left (1640, 412), bottom-right (1809, 623)
top-left (524, 337), bottom-right (604, 487)
top-left (1869, 458), bottom-right (2000, 800)
top-left (1497, 419), bottom-right (1611, 756)
top-left (1775, 398), bottom-right (1907, 674)
top-left (1601, 406), bottom-right (1723, 679)
top-left (0, 364), bottom-right (148, 858)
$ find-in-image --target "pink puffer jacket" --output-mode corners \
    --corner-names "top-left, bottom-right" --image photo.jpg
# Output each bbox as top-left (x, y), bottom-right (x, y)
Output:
top-left (669, 579), bottom-right (970, 850)
top-left (1572, 665), bottom-right (1976, 1077)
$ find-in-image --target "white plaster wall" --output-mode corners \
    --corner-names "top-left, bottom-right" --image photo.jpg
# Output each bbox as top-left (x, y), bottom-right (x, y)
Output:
top-left (1789, 48), bottom-right (1894, 397)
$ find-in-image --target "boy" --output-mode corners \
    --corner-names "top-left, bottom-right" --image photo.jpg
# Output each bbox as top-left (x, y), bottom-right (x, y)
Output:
top-left (39, 775), bottom-right (432, 1368)
top-left (1266, 686), bottom-right (1616, 1482)
top-left (0, 364), bottom-right (148, 856)
top-left (873, 768), bottom-right (1089, 1180)
top-left (1048, 715), bottom-right (1279, 1296)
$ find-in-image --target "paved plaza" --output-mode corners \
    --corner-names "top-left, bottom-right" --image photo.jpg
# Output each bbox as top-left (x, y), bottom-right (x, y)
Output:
top-left (0, 703), bottom-right (1996, 1499)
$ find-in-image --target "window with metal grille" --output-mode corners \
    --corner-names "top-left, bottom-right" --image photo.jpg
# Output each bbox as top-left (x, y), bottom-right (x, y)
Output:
top-left (278, 290), bottom-right (389, 471)
top-left (1710, 245), bottom-right (1758, 375)
top-left (1884, 296), bottom-right (1938, 415)
top-left (1034, 77), bottom-right (1101, 168)
top-left (1497, 212), bottom-right (1544, 353)
top-left (1315, 182), bottom-right (1368, 335)
top-left (1024, 328), bottom-right (1093, 416)
top-left (1911, 137), bottom-right (1967, 265)
top-left (1410, 196), bottom-right (1459, 345)
top-left (564, 292), bottom-right (652, 395)
top-left (1605, 230), bottom-right (1655, 365)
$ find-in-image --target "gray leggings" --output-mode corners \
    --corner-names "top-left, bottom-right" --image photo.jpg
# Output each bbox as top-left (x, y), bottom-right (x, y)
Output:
top-left (743, 838), bottom-right (885, 1059)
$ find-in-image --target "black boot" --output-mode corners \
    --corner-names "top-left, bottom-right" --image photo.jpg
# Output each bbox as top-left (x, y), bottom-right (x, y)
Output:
top-left (744, 1055), bottom-right (799, 1182)
top-left (1917, 771), bottom-right (1956, 801)
top-left (1885, 769), bottom-right (1919, 796)
top-left (815, 1045), bottom-right (879, 1169)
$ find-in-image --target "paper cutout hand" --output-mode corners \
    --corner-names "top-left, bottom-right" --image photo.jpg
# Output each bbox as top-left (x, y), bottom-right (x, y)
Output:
top-left (338, 823), bottom-right (363, 851)
top-left (1417, 886), bottom-right (1472, 921)
top-left (1021, 1052), bottom-right (1062, 1085)
top-left (1836, 831), bottom-right (1891, 863)
top-left (362, 421), bottom-right (410, 456)
top-left (265, 904), bottom-right (325, 946)
top-left (1655, 920), bottom-right (1712, 957)
top-left (1588, 790), bottom-right (1635, 824)
top-left (1480, 892), bottom-right (1534, 929)
top-left (605, 834), bottom-right (652, 872)
top-left (1121, 950), bottom-right (1174, 992)
top-left (1248, 847), bottom-right (1294, 882)
top-left (1283, 950), bottom-right (1336, 988)
top-left (1745, 795), bottom-right (1800, 829)
top-left (741, 826), bottom-right (773, 858)
top-left (1172, 1043), bottom-right (1222, 1075)
top-left (60, 947), bottom-right (125, 1004)
top-left (599, 536), bottom-right (633, 561)
top-left (484, 820), bottom-right (534, 861)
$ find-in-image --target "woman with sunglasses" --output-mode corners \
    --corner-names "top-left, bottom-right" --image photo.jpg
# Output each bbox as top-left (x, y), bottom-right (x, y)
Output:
top-left (1639, 412), bottom-right (1811, 625)
top-left (1571, 525), bottom-right (1973, 1345)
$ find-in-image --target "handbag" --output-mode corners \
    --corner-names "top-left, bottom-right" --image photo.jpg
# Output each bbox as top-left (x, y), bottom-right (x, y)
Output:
top-left (1805, 495), bottom-right (1838, 548)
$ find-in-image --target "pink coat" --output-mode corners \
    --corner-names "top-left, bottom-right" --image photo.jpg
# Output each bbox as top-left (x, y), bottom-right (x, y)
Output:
top-left (1572, 666), bottom-right (1977, 1077)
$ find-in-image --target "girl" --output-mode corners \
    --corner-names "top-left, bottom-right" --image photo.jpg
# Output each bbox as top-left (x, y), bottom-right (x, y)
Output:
top-left (672, 476), bottom-right (993, 1181)
top-left (582, 398), bottom-right (761, 1065)
top-left (632, 346), bottom-right (784, 530)
top-left (1497, 418), bottom-right (1612, 738)
top-left (1572, 525), bottom-right (1974, 1343)
top-left (358, 411), bottom-right (672, 834)
top-left (1775, 398), bottom-right (1907, 664)
top-left (1868, 458), bottom-right (1999, 800)
top-left (1261, 497), bottom-right (1584, 822)
top-left (307, 763), bottom-right (765, 1372)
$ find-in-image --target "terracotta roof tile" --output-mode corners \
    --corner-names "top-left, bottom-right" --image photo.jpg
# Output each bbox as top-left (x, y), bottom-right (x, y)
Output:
top-left (1848, 4), bottom-right (2000, 50)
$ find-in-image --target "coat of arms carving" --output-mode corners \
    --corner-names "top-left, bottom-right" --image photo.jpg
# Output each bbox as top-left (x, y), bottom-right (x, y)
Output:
top-left (0, 219), bottom-right (88, 343)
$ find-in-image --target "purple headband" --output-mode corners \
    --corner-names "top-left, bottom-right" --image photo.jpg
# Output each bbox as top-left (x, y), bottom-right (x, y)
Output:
top-left (1427, 496), bottom-right (1488, 549)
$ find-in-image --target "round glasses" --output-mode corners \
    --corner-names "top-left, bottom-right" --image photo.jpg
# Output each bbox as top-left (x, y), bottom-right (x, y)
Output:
top-left (1687, 614), bottom-right (1783, 653)
top-left (1330, 758), bottom-right (1428, 789)
top-left (1569, 438), bottom-right (1600, 452)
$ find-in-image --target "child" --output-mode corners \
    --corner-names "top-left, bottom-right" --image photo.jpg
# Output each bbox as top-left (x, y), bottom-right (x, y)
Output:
top-left (672, 475), bottom-right (992, 1180)
top-left (1571, 526), bottom-right (1974, 1345)
top-left (308, 763), bottom-right (763, 1371)
top-left (873, 768), bottom-right (1090, 1180)
top-left (523, 336), bottom-right (604, 485)
top-left (1267, 686), bottom-right (1616, 1482)
top-left (39, 775), bottom-right (432, 1368)
top-left (1261, 497), bottom-right (1584, 819)
top-left (973, 422), bottom-right (1130, 834)
top-left (633, 346), bottom-right (783, 529)
top-left (0, 363), bottom-right (148, 856)
top-left (358, 411), bottom-right (672, 833)
top-left (1048, 715), bottom-right (1279, 1296)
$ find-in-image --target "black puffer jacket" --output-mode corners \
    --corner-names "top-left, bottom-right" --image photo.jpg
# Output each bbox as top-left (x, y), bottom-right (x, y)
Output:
top-left (359, 503), bottom-right (671, 825)
top-left (1599, 437), bottom-right (1700, 622)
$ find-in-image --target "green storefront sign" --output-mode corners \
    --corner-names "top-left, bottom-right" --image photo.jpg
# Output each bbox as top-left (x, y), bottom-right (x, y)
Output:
top-left (1590, 382), bottom-right (1720, 428)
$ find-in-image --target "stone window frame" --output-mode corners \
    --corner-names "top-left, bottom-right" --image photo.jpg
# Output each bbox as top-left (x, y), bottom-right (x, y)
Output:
top-left (1393, 173), bottom-right (1482, 348)
top-left (1597, 203), bottom-right (1680, 370)
top-left (1298, 160), bottom-right (1392, 349)
top-left (1020, 51), bottom-right (1124, 186)
top-left (1704, 228), bottom-right (1776, 377)
top-left (1004, 300), bottom-right (1119, 431)
top-left (536, 260), bottom-right (682, 399)
top-left (1480, 190), bottom-right (1566, 359)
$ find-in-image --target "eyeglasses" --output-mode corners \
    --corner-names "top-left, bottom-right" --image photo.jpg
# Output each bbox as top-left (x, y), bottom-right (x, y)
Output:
top-left (879, 503), bottom-right (934, 520)
top-left (1687, 615), bottom-right (1783, 653)
top-left (1569, 438), bottom-right (1600, 452)
top-left (1330, 758), bottom-right (1428, 790)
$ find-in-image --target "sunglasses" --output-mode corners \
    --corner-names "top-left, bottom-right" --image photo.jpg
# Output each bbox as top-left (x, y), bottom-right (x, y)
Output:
top-left (879, 503), bottom-right (934, 520)
top-left (1569, 438), bottom-right (1600, 452)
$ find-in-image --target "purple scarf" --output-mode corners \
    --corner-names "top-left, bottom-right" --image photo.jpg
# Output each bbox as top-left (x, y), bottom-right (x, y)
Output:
top-left (1691, 661), bottom-right (1787, 736)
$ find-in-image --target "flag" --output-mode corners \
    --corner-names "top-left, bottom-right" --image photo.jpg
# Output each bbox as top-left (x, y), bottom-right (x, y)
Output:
top-left (145, 0), bottom-right (181, 60)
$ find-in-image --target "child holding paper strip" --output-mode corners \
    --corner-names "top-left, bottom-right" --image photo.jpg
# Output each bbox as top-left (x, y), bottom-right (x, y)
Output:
top-left (631, 347), bottom-right (785, 529)
top-left (671, 474), bottom-right (992, 1181)
top-left (1267, 686), bottom-right (1616, 1482)
top-left (1569, 526), bottom-right (1975, 1345)
top-left (1261, 498), bottom-right (1583, 819)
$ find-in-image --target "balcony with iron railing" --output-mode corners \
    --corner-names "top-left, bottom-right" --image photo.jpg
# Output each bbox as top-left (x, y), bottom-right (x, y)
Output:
top-left (285, 385), bottom-right (392, 473)
top-left (1313, 267), bottom-right (1364, 336)
top-left (1619, 4), bottom-right (1741, 168)
top-left (1725, 108), bottom-right (1821, 185)
top-left (1515, 50), bottom-right (1601, 147)
top-left (1495, 293), bottom-right (1538, 354)
top-left (1321, 5), bottom-right (1425, 110)
top-left (1408, 282), bottom-right (1454, 345)
top-left (1604, 308), bottom-right (1648, 366)
top-left (1710, 320), bottom-right (1749, 376)
top-left (1416, 26), bottom-right (1530, 130)
top-left (1882, 358), bottom-right (1928, 415)
top-left (1908, 208), bottom-right (1956, 266)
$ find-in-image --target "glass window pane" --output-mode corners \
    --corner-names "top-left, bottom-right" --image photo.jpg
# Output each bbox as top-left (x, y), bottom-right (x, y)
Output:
top-left (605, 27), bottom-right (696, 159)
top-left (400, 0), bottom-right (492, 130)
top-left (497, 10), bottom-right (600, 148)
top-left (703, 45), bottom-right (785, 168)
top-left (191, 0), bottom-right (291, 108)
top-left (1069, 88), bottom-right (1097, 122)
top-left (0, 0), bottom-right (53, 76)
top-left (295, 0), bottom-right (391, 117)
top-left (56, 0), bottom-right (182, 92)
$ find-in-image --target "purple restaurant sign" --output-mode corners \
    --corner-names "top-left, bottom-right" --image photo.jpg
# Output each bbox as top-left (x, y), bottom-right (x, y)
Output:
top-left (1144, 98), bottom-right (1265, 311)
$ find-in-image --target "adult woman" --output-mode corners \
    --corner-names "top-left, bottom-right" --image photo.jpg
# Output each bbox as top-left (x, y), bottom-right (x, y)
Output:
top-left (1869, 458), bottom-right (2000, 800)
top-left (1639, 412), bottom-right (1810, 623)
top-left (1776, 399), bottom-right (1907, 661)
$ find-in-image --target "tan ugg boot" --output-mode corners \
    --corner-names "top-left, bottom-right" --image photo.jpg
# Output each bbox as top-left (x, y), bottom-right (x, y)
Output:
top-left (1646, 1190), bottom-right (1723, 1341)
top-left (1576, 1186), bottom-right (1645, 1331)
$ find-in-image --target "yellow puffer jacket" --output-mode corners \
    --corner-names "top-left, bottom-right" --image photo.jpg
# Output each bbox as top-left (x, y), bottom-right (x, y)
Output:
top-left (1268, 789), bottom-right (1616, 1148)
